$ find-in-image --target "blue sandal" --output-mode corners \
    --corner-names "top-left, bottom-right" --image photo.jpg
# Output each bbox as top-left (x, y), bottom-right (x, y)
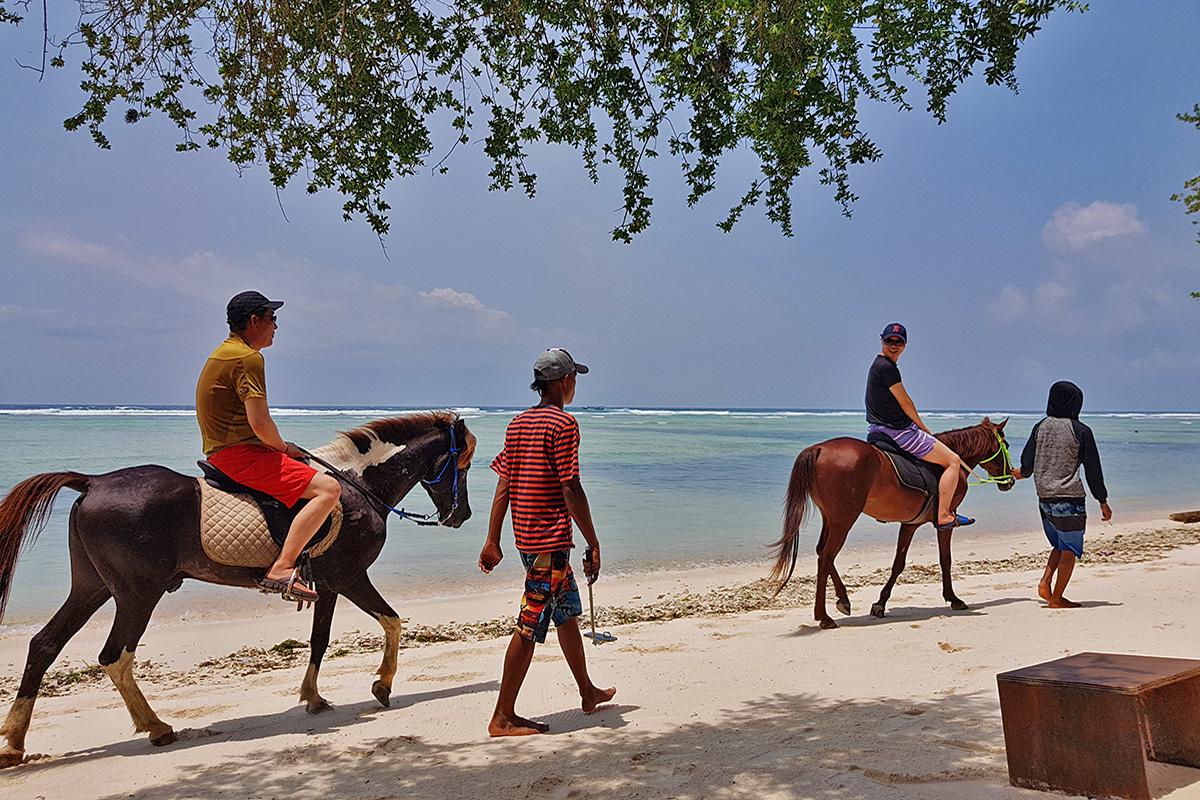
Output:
top-left (935, 514), bottom-right (975, 531)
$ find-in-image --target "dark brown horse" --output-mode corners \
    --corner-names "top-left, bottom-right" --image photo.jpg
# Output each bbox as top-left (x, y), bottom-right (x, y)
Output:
top-left (770, 418), bottom-right (1014, 629)
top-left (0, 412), bottom-right (474, 767)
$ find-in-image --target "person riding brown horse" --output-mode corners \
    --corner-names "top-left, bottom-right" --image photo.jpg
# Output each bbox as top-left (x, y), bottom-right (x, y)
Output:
top-left (770, 417), bottom-right (1015, 629)
top-left (867, 323), bottom-right (974, 531)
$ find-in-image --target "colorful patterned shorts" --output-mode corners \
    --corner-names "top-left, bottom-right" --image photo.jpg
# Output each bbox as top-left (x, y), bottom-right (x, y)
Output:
top-left (517, 550), bottom-right (583, 643)
top-left (1039, 499), bottom-right (1086, 557)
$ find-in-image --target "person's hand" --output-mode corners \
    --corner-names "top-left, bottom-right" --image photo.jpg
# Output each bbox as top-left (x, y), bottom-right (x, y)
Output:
top-left (1011, 467), bottom-right (1024, 480)
top-left (583, 546), bottom-right (600, 585)
top-left (1101, 502), bottom-right (1113, 522)
top-left (479, 542), bottom-right (503, 573)
top-left (284, 441), bottom-right (304, 458)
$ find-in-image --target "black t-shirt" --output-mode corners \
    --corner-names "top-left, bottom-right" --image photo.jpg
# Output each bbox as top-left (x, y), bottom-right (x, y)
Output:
top-left (865, 355), bottom-right (911, 429)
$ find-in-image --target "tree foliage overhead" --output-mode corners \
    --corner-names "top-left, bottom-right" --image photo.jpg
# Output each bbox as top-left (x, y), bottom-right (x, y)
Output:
top-left (4, 0), bottom-right (1075, 240)
top-left (1174, 104), bottom-right (1200, 246)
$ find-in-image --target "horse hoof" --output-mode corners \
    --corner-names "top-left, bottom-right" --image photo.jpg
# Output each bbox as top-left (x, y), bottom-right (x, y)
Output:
top-left (0, 746), bottom-right (25, 768)
top-left (870, 603), bottom-right (886, 618)
top-left (306, 699), bottom-right (333, 715)
top-left (835, 599), bottom-right (851, 616)
top-left (819, 618), bottom-right (838, 630)
top-left (371, 680), bottom-right (391, 708)
top-left (950, 599), bottom-right (969, 611)
top-left (150, 728), bottom-right (177, 747)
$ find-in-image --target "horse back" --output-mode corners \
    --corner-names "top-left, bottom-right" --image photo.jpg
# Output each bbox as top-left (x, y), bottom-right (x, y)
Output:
top-left (73, 465), bottom-right (199, 553)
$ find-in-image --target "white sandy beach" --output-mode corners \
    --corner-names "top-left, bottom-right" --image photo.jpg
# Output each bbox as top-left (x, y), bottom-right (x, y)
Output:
top-left (2, 519), bottom-right (1199, 800)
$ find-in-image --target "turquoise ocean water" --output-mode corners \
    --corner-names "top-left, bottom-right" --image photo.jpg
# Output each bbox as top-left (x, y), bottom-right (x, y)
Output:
top-left (1, 406), bottom-right (1196, 627)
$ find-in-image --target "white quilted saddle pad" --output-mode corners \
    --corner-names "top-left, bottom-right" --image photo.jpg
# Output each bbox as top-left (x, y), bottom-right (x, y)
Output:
top-left (198, 478), bottom-right (342, 567)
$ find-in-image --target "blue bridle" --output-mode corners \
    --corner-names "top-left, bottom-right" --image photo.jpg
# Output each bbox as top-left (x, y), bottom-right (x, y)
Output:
top-left (299, 423), bottom-right (460, 526)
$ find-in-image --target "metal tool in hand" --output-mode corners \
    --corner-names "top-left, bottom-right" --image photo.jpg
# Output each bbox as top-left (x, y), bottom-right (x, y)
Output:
top-left (582, 547), bottom-right (616, 645)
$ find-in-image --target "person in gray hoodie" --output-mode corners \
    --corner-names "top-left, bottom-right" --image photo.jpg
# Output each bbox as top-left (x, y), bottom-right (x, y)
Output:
top-left (1014, 381), bottom-right (1112, 608)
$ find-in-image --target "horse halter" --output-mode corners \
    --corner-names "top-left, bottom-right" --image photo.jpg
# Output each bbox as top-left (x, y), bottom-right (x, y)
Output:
top-left (420, 423), bottom-right (461, 524)
top-left (967, 429), bottom-right (1015, 486)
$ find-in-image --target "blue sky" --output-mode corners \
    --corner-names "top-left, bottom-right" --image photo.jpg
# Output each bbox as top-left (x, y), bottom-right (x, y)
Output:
top-left (1, 2), bottom-right (1197, 411)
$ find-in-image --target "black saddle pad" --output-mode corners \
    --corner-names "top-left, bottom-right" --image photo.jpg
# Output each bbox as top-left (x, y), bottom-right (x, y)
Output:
top-left (197, 460), bottom-right (334, 550)
top-left (866, 432), bottom-right (943, 497)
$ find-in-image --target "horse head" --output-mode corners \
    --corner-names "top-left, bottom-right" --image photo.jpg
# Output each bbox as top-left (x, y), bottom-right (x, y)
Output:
top-left (415, 416), bottom-right (475, 528)
top-left (978, 417), bottom-right (1015, 492)
top-left (314, 412), bottom-right (475, 527)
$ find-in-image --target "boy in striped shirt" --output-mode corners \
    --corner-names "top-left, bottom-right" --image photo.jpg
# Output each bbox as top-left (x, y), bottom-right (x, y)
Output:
top-left (479, 348), bottom-right (616, 736)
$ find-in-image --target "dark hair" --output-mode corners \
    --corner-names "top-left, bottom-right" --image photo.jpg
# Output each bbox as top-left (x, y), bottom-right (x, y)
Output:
top-left (229, 308), bottom-right (268, 334)
top-left (530, 378), bottom-right (551, 396)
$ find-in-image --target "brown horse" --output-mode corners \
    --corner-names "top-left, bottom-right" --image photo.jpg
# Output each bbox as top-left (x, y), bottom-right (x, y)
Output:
top-left (0, 412), bottom-right (475, 768)
top-left (770, 418), bottom-right (1014, 629)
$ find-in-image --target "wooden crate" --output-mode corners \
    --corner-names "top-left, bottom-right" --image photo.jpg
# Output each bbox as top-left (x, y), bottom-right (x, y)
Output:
top-left (997, 652), bottom-right (1200, 800)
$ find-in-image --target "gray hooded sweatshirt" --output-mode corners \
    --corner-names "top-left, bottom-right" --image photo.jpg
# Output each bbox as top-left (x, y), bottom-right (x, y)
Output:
top-left (1019, 381), bottom-right (1108, 503)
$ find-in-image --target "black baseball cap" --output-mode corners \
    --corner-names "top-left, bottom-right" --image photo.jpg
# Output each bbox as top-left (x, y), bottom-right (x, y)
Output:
top-left (880, 322), bottom-right (907, 343)
top-left (227, 291), bottom-right (283, 327)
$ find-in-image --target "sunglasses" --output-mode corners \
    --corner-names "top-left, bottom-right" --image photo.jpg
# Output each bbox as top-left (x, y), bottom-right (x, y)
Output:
top-left (883, 338), bottom-right (905, 346)
top-left (256, 312), bottom-right (278, 324)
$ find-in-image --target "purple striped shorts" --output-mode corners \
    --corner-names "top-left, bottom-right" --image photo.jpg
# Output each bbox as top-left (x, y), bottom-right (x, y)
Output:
top-left (868, 422), bottom-right (937, 458)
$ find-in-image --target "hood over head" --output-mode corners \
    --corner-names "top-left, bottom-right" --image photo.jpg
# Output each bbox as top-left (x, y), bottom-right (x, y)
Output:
top-left (1047, 381), bottom-right (1083, 419)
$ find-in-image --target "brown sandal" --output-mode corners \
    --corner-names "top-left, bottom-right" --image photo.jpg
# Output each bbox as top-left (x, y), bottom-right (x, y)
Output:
top-left (257, 569), bottom-right (318, 602)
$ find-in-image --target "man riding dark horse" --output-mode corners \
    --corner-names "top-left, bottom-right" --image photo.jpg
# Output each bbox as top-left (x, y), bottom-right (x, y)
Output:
top-left (196, 291), bottom-right (341, 602)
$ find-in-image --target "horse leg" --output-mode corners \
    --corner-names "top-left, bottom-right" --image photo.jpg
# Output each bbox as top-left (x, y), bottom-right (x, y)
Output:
top-left (98, 594), bottom-right (176, 746)
top-left (871, 524), bottom-right (919, 618)
top-left (814, 520), bottom-right (852, 630)
top-left (829, 563), bottom-right (852, 616)
top-left (339, 577), bottom-right (404, 708)
top-left (0, 580), bottom-right (111, 767)
top-left (938, 526), bottom-right (969, 610)
top-left (299, 590), bottom-right (338, 714)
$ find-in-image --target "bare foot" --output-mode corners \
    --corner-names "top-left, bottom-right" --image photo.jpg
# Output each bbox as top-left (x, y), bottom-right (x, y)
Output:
top-left (1047, 597), bottom-right (1082, 609)
top-left (582, 685), bottom-right (617, 713)
top-left (488, 713), bottom-right (548, 736)
top-left (1038, 582), bottom-right (1052, 601)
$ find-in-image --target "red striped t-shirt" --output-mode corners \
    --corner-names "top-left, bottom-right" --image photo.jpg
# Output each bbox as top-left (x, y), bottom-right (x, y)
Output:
top-left (491, 405), bottom-right (580, 553)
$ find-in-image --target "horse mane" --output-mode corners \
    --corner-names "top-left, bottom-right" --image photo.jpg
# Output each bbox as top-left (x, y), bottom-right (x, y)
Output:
top-left (311, 411), bottom-right (475, 473)
top-left (934, 418), bottom-right (996, 460)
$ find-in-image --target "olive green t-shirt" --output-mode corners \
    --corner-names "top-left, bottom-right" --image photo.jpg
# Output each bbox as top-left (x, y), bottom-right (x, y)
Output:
top-left (196, 334), bottom-right (269, 456)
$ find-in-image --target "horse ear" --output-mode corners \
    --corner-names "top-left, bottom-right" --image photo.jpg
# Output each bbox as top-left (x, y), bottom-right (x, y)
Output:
top-left (998, 417), bottom-right (1009, 430)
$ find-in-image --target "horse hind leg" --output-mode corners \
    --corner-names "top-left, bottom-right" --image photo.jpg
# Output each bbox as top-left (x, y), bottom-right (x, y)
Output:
top-left (0, 581), bottom-right (111, 767)
top-left (99, 596), bottom-right (176, 746)
top-left (339, 577), bottom-right (403, 708)
top-left (814, 519), bottom-right (853, 630)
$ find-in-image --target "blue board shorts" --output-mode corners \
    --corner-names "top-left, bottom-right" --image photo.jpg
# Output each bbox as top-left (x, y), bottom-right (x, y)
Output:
top-left (516, 550), bottom-right (583, 643)
top-left (1039, 499), bottom-right (1086, 557)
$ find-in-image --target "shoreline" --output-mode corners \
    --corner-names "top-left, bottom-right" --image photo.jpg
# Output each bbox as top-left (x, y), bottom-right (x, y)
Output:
top-left (5, 518), bottom-right (1199, 689)
top-left (2, 501), bottom-right (1190, 632)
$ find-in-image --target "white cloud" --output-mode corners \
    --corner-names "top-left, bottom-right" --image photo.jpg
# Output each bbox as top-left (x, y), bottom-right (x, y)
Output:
top-left (1042, 201), bottom-right (1147, 251)
top-left (19, 232), bottom-right (526, 351)
top-left (987, 285), bottom-right (1028, 319)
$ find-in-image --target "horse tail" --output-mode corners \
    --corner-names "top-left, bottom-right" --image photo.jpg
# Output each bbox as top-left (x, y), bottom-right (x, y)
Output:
top-left (769, 446), bottom-right (819, 593)
top-left (0, 472), bottom-right (89, 622)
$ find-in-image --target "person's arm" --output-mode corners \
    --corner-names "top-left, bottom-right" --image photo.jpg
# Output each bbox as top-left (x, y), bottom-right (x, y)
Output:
top-left (888, 382), bottom-right (930, 433)
top-left (1015, 421), bottom-right (1041, 480)
top-left (479, 477), bottom-right (509, 573)
top-left (243, 396), bottom-right (299, 454)
top-left (562, 477), bottom-right (600, 584)
top-left (1074, 421), bottom-right (1111, 519)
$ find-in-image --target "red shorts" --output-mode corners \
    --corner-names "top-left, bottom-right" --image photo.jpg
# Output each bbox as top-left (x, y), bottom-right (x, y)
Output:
top-left (208, 444), bottom-right (317, 507)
